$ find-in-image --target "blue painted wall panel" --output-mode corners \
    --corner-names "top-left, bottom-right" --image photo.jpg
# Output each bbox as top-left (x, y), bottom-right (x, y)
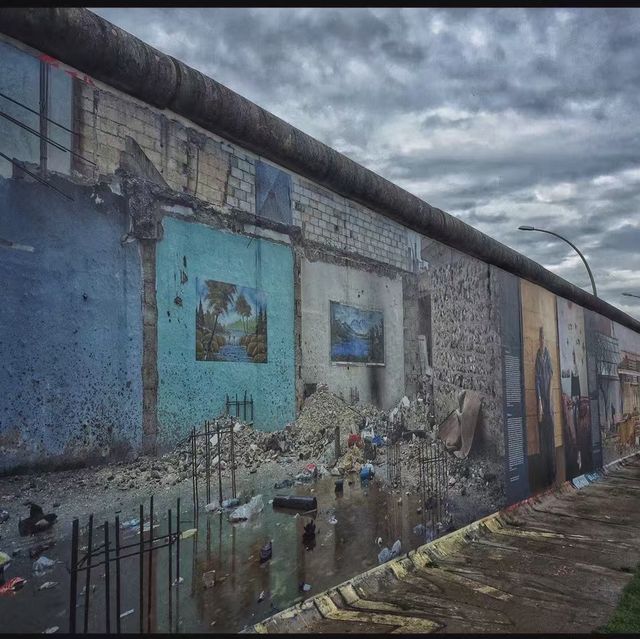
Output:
top-left (156, 217), bottom-right (295, 447)
top-left (0, 178), bottom-right (143, 471)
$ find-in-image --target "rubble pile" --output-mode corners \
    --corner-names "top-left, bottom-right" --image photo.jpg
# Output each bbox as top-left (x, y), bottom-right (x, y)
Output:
top-left (282, 387), bottom-right (363, 463)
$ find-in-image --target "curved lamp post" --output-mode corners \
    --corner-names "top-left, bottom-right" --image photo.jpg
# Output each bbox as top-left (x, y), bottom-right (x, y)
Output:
top-left (622, 293), bottom-right (640, 300)
top-left (518, 225), bottom-right (597, 297)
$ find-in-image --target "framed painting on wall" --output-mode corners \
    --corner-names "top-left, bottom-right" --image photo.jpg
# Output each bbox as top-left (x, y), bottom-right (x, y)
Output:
top-left (329, 301), bottom-right (384, 365)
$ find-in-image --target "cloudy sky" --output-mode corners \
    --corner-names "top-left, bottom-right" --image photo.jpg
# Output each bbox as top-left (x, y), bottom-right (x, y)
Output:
top-left (93, 8), bottom-right (640, 316)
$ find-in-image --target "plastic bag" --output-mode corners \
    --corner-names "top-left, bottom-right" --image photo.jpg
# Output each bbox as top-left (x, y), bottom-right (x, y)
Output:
top-left (229, 495), bottom-right (264, 522)
top-left (33, 556), bottom-right (56, 576)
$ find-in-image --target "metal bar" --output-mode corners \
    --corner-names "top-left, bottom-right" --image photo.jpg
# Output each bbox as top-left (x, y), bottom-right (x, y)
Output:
top-left (138, 504), bottom-right (144, 634)
top-left (104, 521), bottom-right (111, 634)
top-left (0, 108), bottom-right (96, 165)
top-left (147, 496), bottom-right (154, 634)
top-left (69, 518), bottom-right (79, 634)
top-left (39, 61), bottom-right (48, 176)
top-left (0, 150), bottom-right (74, 200)
top-left (168, 508), bottom-right (173, 629)
top-left (115, 516), bottom-right (121, 634)
top-left (0, 90), bottom-right (77, 135)
top-left (217, 420), bottom-right (223, 505)
top-left (83, 514), bottom-right (94, 634)
top-left (230, 419), bottom-right (236, 498)
top-left (175, 498), bottom-right (181, 587)
top-left (205, 421), bottom-right (211, 505)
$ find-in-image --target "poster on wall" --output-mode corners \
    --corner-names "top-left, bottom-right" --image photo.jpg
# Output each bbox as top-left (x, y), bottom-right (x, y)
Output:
top-left (556, 298), bottom-right (593, 479)
top-left (610, 322), bottom-right (640, 462)
top-left (520, 280), bottom-right (565, 493)
top-left (330, 301), bottom-right (384, 365)
top-left (195, 278), bottom-right (268, 363)
top-left (496, 268), bottom-right (529, 504)
top-left (585, 312), bottom-right (621, 465)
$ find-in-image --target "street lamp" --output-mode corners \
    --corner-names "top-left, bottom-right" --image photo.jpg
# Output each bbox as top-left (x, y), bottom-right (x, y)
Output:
top-left (622, 293), bottom-right (640, 300)
top-left (518, 225), bottom-right (597, 297)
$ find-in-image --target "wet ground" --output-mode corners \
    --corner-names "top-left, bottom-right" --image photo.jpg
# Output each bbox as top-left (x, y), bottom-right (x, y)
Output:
top-left (253, 455), bottom-right (640, 634)
top-left (0, 472), bottom-right (437, 634)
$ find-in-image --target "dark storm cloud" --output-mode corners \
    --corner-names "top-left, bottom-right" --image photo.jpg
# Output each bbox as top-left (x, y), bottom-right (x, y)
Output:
top-left (92, 7), bottom-right (640, 316)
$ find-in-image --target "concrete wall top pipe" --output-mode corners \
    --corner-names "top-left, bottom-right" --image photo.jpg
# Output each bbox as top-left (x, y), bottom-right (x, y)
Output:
top-left (1, 7), bottom-right (638, 332)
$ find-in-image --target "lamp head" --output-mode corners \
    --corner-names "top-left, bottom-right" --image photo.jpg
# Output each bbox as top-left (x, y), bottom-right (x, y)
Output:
top-left (518, 225), bottom-right (535, 231)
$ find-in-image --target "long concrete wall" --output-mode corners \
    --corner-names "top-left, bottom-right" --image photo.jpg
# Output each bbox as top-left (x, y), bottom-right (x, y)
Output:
top-left (0, 12), bottom-right (639, 510)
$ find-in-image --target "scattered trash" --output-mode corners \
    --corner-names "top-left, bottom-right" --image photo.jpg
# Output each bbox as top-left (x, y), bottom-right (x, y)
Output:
top-left (272, 496), bottom-right (317, 511)
top-left (347, 434), bottom-right (362, 448)
top-left (303, 521), bottom-right (316, 537)
top-left (172, 577), bottom-right (184, 587)
top-left (294, 472), bottom-right (314, 484)
top-left (229, 495), bottom-right (264, 522)
top-left (0, 576), bottom-right (27, 594)
top-left (360, 463), bottom-right (374, 480)
top-left (202, 570), bottom-right (216, 589)
top-left (135, 523), bottom-right (160, 535)
top-left (274, 479), bottom-right (294, 490)
top-left (390, 539), bottom-right (402, 558)
top-left (372, 435), bottom-right (384, 447)
top-left (259, 541), bottom-right (272, 563)
top-left (39, 581), bottom-right (59, 591)
top-left (0, 551), bottom-right (11, 585)
top-left (378, 548), bottom-right (392, 564)
top-left (334, 479), bottom-right (344, 493)
top-left (222, 498), bottom-right (241, 509)
top-left (413, 524), bottom-right (426, 536)
top-left (258, 590), bottom-right (266, 602)
top-left (119, 609), bottom-right (134, 619)
top-left (18, 503), bottom-right (57, 537)
top-left (44, 626), bottom-right (59, 634)
top-left (204, 500), bottom-right (220, 512)
top-left (0, 509), bottom-right (9, 524)
top-left (79, 585), bottom-right (96, 597)
top-left (33, 556), bottom-right (56, 576)
top-left (121, 519), bottom-right (140, 530)
top-left (298, 582), bottom-right (312, 592)
top-left (304, 463), bottom-right (318, 477)
top-left (179, 528), bottom-right (197, 540)
top-left (376, 537), bottom-right (383, 546)
top-left (327, 516), bottom-right (338, 525)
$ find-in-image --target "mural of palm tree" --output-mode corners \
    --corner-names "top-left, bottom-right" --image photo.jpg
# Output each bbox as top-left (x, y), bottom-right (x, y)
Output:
top-left (205, 281), bottom-right (237, 357)
top-left (235, 294), bottom-right (253, 334)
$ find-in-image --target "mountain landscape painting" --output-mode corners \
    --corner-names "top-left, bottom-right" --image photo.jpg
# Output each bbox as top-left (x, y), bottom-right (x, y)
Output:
top-left (196, 278), bottom-right (268, 363)
top-left (330, 301), bottom-right (384, 365)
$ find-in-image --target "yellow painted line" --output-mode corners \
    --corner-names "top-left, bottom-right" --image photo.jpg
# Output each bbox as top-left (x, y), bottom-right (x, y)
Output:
top-left (314, 594), bottom-right (440, 633)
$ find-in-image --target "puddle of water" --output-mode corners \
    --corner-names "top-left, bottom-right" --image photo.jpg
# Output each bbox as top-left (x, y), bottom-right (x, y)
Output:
top-left (0, 475), bottom-right (432, 633)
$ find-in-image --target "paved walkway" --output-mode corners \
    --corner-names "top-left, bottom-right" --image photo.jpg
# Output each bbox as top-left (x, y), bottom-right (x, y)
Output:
top-left (252, 455), bottom-right (640, 634)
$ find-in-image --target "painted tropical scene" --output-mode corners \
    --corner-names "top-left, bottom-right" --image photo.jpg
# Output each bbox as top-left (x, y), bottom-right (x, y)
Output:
top-left (196, 278), bottom-right (268, 363)
top-left (330, 301), bottom-right (384, 365)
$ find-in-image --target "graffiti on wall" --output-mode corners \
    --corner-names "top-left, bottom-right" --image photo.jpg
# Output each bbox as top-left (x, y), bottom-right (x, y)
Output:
top-left (557, 298), bottom-right (593, 479)
top-left (330, 301), bottom-right (384, 365)
top-left (196, 278), bottom-right (268, 363)
top-left (520, 280), bottom-right (565, 493)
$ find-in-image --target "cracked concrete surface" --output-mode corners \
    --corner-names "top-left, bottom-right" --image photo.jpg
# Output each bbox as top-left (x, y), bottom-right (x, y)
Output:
top-left (252, 455), bottom-right (640, 634)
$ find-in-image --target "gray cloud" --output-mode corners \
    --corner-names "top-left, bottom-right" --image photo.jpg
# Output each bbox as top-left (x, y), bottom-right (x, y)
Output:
top-left (92, 7), bottom-right (640, 317)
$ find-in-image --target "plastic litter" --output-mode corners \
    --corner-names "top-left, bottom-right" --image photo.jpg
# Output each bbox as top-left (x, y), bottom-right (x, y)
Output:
top-left (179, 528), bottom-right (197, 540)
top-left (33, 556), bottom-right (56, 576)
top-left (298, 582), bottom-right (312, 592)
top-left (259, 541), bottom-right (272, 563)
top-left (121, 519), bottom-right (140, 530)
top-left (222, 498), bottom-right (240, 509)
top-left (172, 577), bottom-right (184, 586)
top-left (390, 539), bottom-right (402, 558)
top-left (378, 548), bottom-right (392, 564)
top-left (328, 515), bottom-right (338, 525)
top-left (39, 581), bottom-right (59, 591)
top-left (204, 500), bottom-right (220, 512)
top-left (372, 435), bottom-right (384, 447)
top-left (274, 479), bottom-right (294, 490)
top-left (44, 626), bottom-right (59, 633)
top-left (229, 495), bottom-right (264, 522)
top-left (413, 524), bottom-right (426, 536)
top-left (202, 570), bottom-right (216, 589)
top-left (0, 576), bottom-right (27, 594)
top-left (360, 463), bottom-right (374, 481)
top-left (258, 590), bottom-right (266, 602)
top-left (119, 609), bottom-right (134, 619)
top-left (29, 542), bottom-right (55, 559)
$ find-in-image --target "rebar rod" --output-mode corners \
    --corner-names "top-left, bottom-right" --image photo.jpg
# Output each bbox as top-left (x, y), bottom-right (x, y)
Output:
top-left (104, 521), bottom-right (111, 634)
top-left (69, 518), bottom-right (79, 634)
top-left (83, 514), bottom-right (94, 634)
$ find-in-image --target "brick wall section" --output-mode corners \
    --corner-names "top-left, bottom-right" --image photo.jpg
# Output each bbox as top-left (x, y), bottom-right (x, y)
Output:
top-left (421, 256), bottom-right (505, 458)
top-left (70, 77), bottom-right (413, 273)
